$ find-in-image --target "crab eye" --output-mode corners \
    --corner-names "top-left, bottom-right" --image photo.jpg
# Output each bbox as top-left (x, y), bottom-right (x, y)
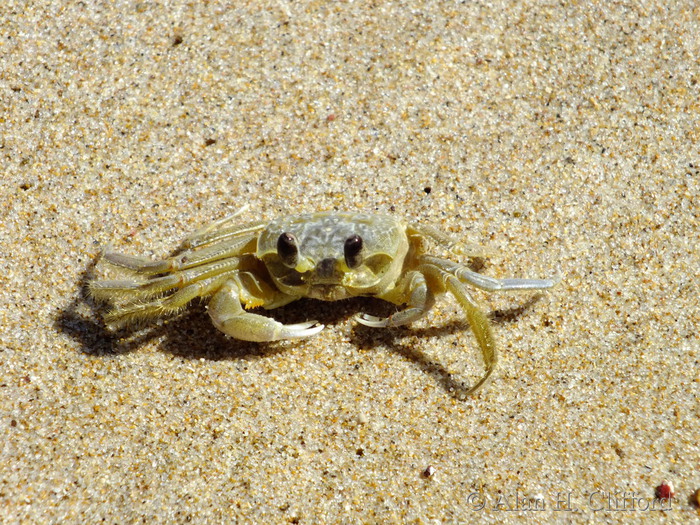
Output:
top-left (344, 234), bottom-right (363, 269)
top-left (277, 232), bottom-right (299, 268)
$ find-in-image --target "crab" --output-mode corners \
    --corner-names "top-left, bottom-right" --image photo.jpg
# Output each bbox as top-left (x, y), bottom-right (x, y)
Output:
top-left (90, 209), bottom-right (558, 394)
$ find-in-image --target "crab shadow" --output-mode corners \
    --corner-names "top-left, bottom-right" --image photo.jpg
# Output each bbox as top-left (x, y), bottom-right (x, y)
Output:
top-left (347, 296), bottom-right (545, 399)
top-left (54, 260), bottom-right (295, 361)
top-left (55, 260), bottom-right (545, 396)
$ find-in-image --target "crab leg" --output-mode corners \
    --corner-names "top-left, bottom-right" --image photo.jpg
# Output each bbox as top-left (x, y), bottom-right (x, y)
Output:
top-left (208, 279), bottom-right (323, 342)
top-left (355, 271), bottom-right (435, 327)
top-left (404, 261), bottom-right (497, 394)
top-left (356, 261), bottom-right (498, 395)
top-left (102, 234), bottom-right (258, 276)
top-left (183, 215), bottom-right (267, 250)
top-left (102, 273), bottom-right (236, 329)
top-left (442, 273), bottom-right (498, 395)
top-left (408, 224), bottom-right (492, 258)
top-left (99, 252), bottom-right (176, 274)
top-left (90, 257), bottom-right (244, 302)
top-left (421, 256), bottom-right (559, 292)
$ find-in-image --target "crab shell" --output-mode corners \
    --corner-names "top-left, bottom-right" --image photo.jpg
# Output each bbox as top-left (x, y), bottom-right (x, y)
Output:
top-left (257, 212), bottom-right (409, 301)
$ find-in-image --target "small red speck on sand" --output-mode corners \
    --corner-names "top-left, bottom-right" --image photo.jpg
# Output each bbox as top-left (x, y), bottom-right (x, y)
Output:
top-left (655, 481), bottom-right (675, 500)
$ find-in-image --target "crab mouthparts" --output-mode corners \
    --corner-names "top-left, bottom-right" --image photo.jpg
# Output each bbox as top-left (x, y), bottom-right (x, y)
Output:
top-left (311, 257), bottom-right (340, 283)
top-left (307, 284), bottom-right (350, 301)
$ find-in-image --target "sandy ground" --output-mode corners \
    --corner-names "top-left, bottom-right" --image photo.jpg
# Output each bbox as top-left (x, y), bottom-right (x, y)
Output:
top-left (2, 1), bottom-right (699, 523)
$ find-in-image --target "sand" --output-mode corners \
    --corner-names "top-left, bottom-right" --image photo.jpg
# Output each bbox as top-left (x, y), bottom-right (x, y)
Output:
top-left (2, 1), bottom-right (698, 522)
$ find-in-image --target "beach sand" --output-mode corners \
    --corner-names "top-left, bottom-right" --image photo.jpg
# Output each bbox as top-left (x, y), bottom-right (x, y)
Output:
top-left (2, 1), bottom-right (698, 522)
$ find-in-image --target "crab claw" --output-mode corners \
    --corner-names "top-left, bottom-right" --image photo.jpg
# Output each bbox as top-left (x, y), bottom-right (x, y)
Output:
top-left (354, 313), bottom-right (390, 328)
top-left (283, 321), bottom-right (326, 338)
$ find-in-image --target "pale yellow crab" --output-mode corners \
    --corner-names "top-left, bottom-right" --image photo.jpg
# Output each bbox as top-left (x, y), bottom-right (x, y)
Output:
top-left (90, 209), bottom-right (558, 394)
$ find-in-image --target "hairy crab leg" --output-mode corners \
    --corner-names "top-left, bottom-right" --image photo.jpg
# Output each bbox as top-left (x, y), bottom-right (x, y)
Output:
top-left (169, 236), bottom-right (257, 269)
top-left (179, 205), bottom-right (249, 243)
top-left (102, 234), bottom-right (258, 276)
top-left (103, 273), bottom-right (237, 329)
top-left (89, 257), bottom-right (244, 302)
top-left (183, 218), bottom-right (266, 250)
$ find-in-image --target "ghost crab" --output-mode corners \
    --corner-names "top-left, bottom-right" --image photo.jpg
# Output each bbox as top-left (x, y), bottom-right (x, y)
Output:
top-left (90, 209), bottom-right (558, 394)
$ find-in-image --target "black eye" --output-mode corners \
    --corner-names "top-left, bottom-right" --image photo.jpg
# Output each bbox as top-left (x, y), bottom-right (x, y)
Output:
top-left (344, 234), bottom-right (363, 269)
top-left (277, 232), bottom-right (299, 268)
